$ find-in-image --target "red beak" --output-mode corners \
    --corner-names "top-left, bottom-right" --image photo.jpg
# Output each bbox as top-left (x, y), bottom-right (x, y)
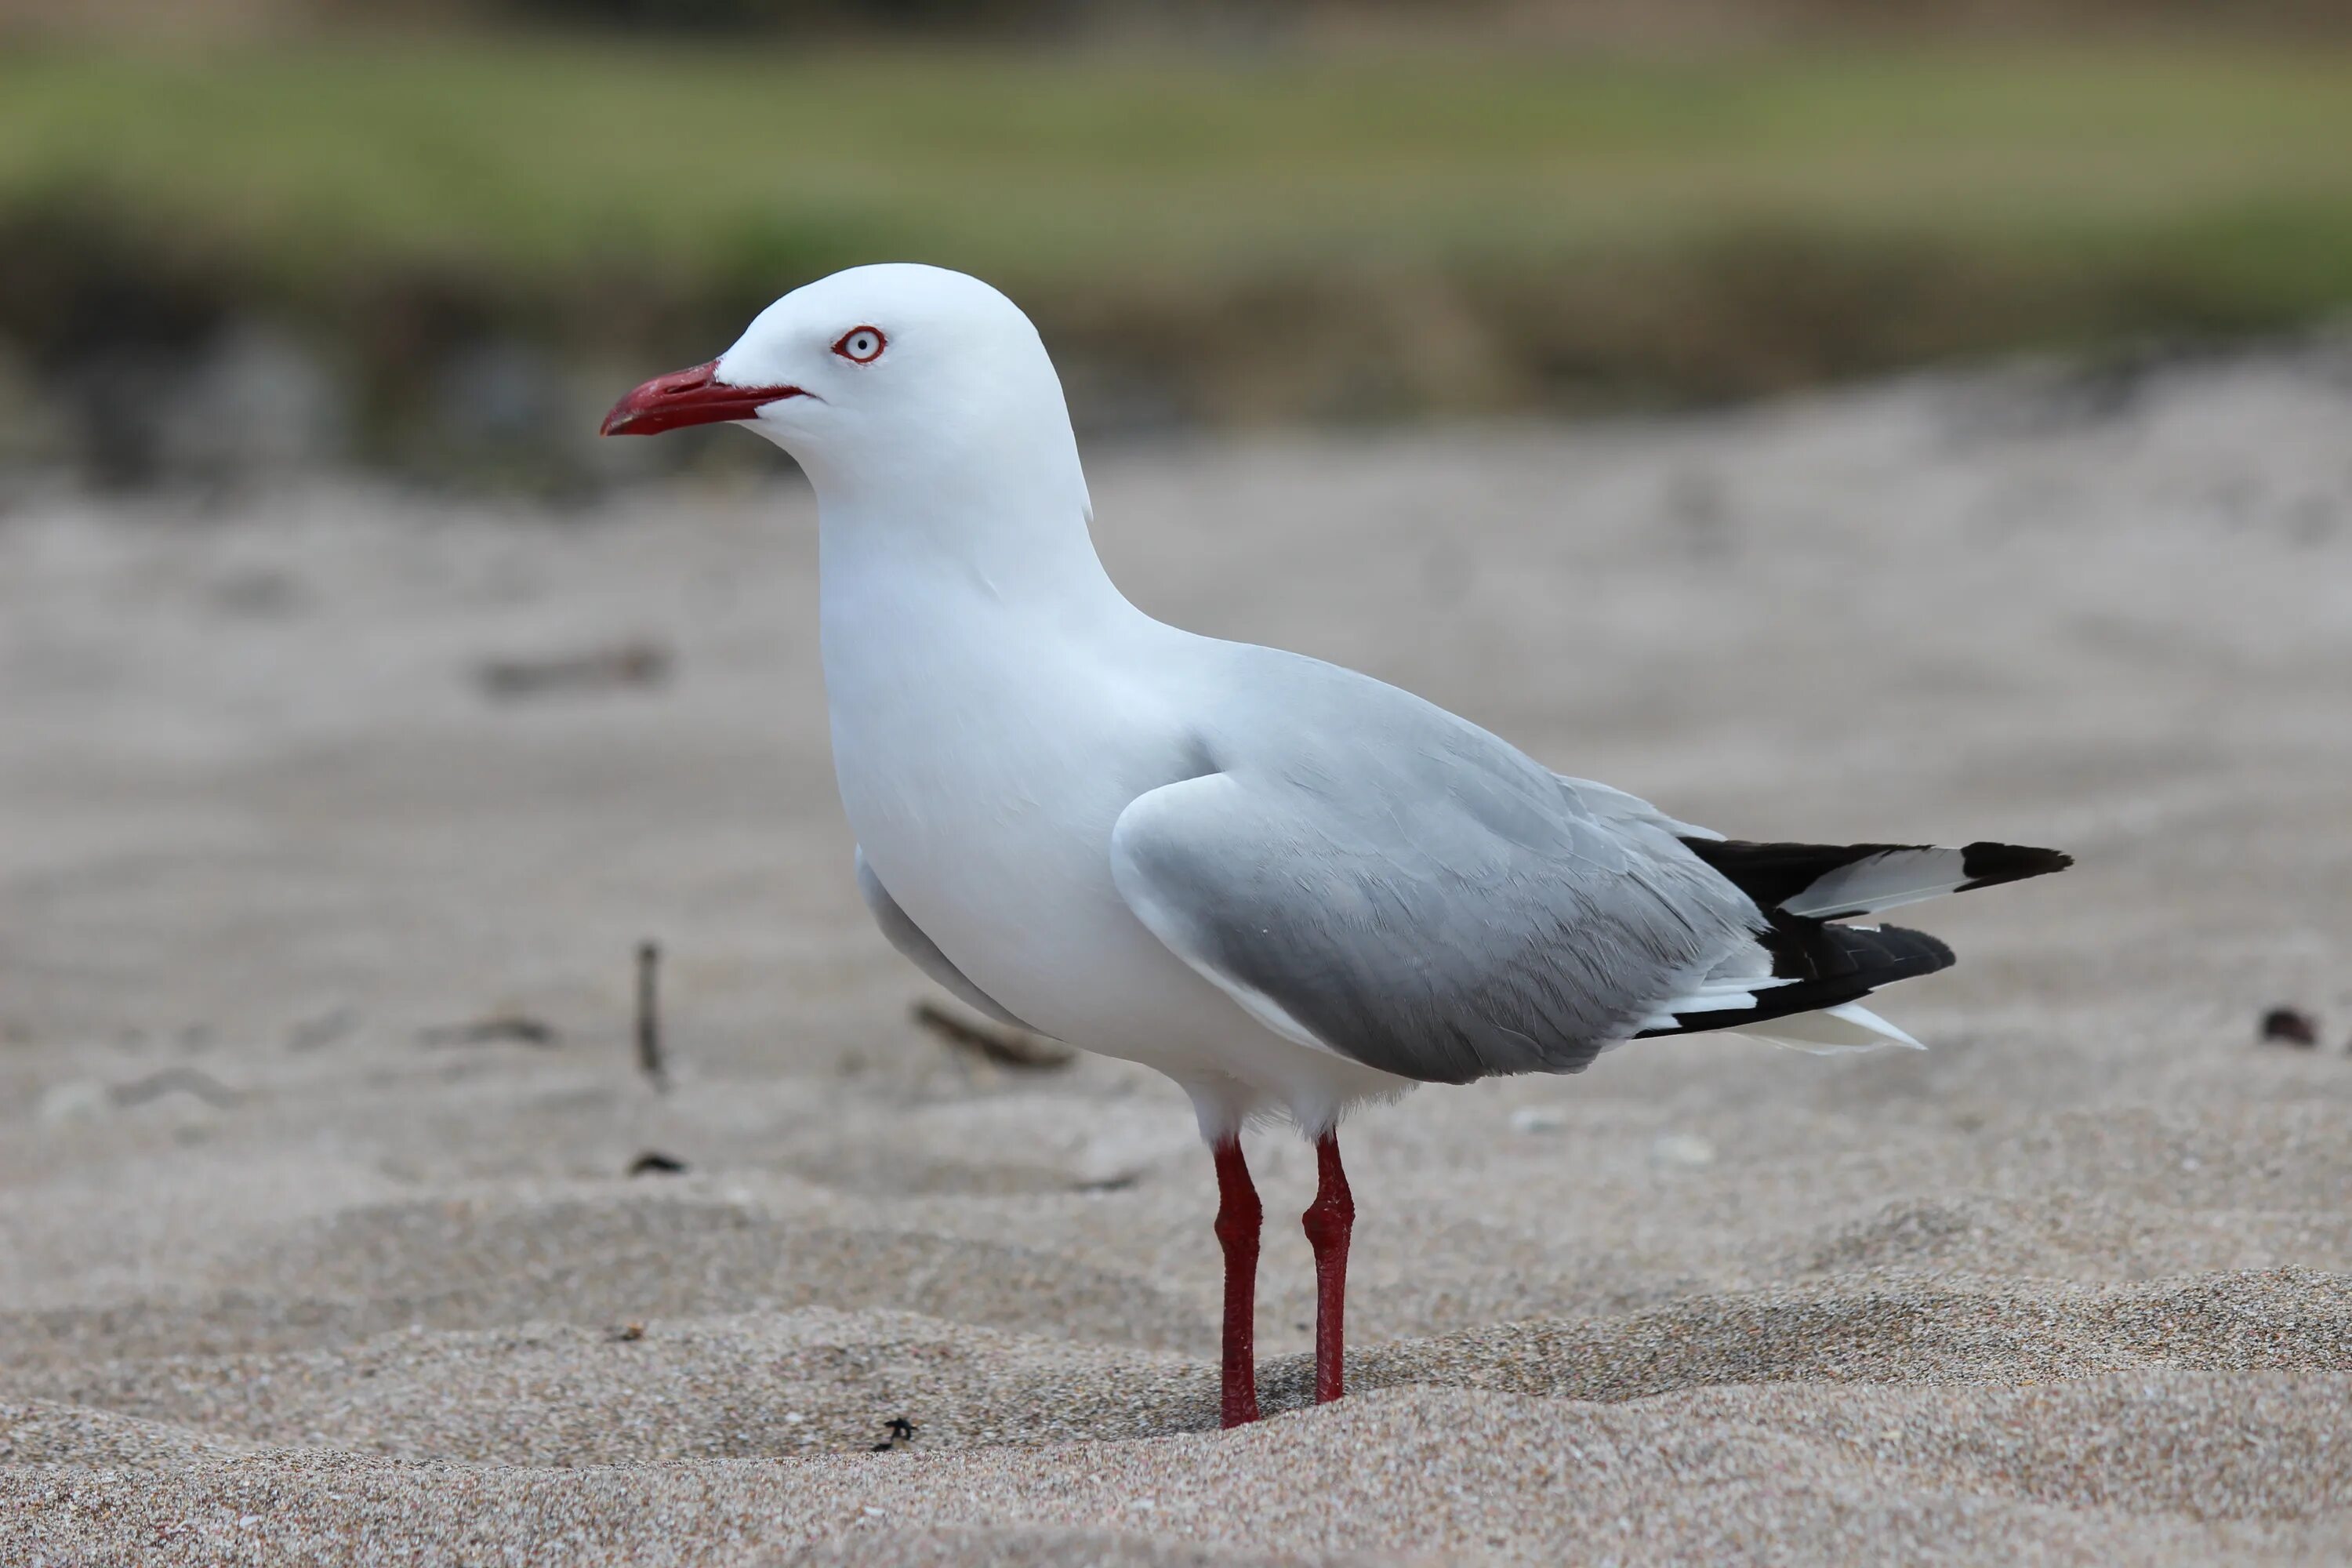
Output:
top-left (599, 361), bottom-right (805, 436)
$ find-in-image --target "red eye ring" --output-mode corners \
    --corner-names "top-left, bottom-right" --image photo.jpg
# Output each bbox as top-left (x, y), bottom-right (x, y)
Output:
top-left (833, 325), bottom-right (886, 364)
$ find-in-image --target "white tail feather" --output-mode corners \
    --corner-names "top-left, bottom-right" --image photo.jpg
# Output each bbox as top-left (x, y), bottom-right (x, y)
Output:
top-left (1778, 848), bottom-right (1972, 920)
top-left (1636, 973), bottom-right (1794, 1032)
top-left (1737, 1001), bottom-right (1926, 1055)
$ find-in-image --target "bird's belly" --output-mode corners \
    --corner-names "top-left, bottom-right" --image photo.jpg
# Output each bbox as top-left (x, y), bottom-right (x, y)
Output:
top-left (830, 699), bottom-right (1240, 1069)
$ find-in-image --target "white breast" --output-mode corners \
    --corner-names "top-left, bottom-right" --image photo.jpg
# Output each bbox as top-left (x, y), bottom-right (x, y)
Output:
top-left (819, 569), bottom-right (1232, 1064)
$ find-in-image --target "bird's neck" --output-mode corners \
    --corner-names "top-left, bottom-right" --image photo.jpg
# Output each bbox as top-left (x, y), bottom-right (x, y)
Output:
top-left (808, 430), bottom-right (1141, 636)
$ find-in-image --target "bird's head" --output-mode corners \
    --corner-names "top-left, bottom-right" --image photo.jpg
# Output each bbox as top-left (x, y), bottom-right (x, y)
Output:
top-left (601, 263), bottom-right (1079, 506)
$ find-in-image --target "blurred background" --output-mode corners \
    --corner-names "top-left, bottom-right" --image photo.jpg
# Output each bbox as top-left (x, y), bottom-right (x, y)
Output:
top-left (7, 9), bottom-right (2352, 1548)
top-left (3, 0), bottom-right (2350, 492)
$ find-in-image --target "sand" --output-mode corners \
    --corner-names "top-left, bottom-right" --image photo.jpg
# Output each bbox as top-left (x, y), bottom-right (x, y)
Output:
top-left (4, 343), bottom-right (2351, 1565)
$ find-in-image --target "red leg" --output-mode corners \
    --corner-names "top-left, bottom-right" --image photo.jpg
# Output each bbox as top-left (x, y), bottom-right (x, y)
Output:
top-left (1301, 1130), bottom-right (1355, 1404)
top-left (1211, 1137), bottom-right (1262, 1428)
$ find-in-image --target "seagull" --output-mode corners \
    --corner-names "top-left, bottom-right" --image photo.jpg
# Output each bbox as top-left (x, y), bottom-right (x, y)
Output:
top-left (602, 263), bottom-right (2071, 1428)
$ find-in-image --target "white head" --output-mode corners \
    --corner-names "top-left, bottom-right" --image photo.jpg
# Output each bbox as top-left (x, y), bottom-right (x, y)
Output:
top-left (603, 263), bottom-right (1088, 524)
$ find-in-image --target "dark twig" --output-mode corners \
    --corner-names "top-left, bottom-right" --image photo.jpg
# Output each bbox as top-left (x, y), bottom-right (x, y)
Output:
top-left (418, 1014), bottom-right (557, 1047)
top-left (910, 1001), bottom-right (1074, 1071)
top-left (637, 940), bottom-right (667, 1090)
top-left (627, 1150), bottom-right (688, 1177)
top-left (476, 640), bottom-right (670, 701)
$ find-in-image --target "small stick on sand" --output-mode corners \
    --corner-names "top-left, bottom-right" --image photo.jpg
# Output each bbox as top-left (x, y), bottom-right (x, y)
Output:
top-left (636, 940), bottom-right (667, 1091)
top-left (910, 1000), bottom-right (1074, 1071)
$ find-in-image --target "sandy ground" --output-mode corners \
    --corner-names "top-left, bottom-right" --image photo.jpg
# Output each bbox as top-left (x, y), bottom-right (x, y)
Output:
top-left (4, 346), bottom-right (2352, 1565)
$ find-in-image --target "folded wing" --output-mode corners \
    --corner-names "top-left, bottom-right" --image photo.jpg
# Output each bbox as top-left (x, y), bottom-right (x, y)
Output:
top-left (1109, 768), bottom-right (1759, 1085)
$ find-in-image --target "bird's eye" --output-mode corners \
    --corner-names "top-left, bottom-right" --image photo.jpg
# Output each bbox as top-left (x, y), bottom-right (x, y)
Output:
top-left (833, 326), bottom-right (886, 364)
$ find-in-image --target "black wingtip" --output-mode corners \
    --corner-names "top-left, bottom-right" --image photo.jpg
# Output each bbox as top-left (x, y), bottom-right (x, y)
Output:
top-left (1957, 842), bottom-right (2074, 891)
top-left (1635, 920), bottom-right (1956, 1040)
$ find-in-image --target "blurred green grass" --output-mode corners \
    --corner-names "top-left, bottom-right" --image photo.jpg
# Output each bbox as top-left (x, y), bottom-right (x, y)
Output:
top-left (5, 38), bottom-right (2352, 423)
top-left (9, 42), bottom-right (2351, 278)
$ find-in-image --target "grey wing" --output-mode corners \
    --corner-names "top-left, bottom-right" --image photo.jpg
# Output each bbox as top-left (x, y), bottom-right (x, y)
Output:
top-left (1555, 775), bottom-right (1725, 843)
top-left (1109, 760), bottom-right (1762, 1086)
top-left (854, 848), bottom-right (1045, 1033)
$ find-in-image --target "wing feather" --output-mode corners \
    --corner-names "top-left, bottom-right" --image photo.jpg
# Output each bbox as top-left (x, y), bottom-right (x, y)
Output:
top-left (1109, 764), bottom-right (1760, 1086)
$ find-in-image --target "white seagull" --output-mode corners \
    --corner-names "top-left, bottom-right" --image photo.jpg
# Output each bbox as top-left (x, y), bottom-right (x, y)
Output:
top-left (602, 263), bottom-right (2069, 1428)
